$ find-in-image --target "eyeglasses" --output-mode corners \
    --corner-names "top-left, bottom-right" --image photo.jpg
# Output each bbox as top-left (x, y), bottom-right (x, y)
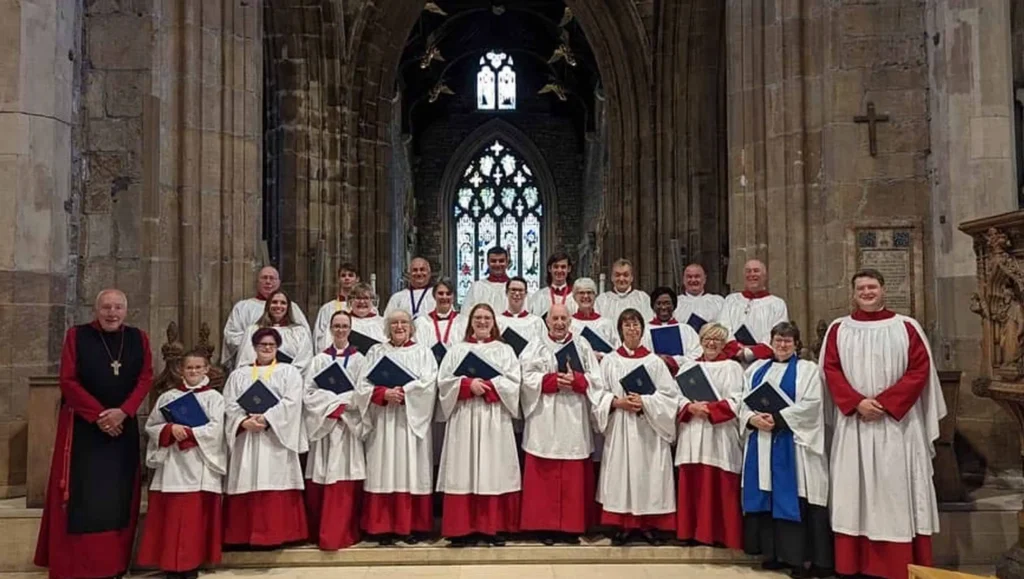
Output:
top-left (701, 337), bottom-right (724, 343)
top-left (508, 288), bottom-right (526, 294)
top-left (257, 342), bottom-right (277, 348)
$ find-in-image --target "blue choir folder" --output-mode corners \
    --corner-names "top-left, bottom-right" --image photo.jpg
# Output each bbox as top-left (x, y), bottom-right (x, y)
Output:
top-left (734, 325), bottom-right (757, 346)
top-left (159, 391), bottom-right (209, 428)
top-left (275, 350), bottom-right (294, 364)
top-left (453, 351), bottom-right (501, 381)
top-left (366, 356), bottom-right (416, 388)
top-left (580, 326), bottom-right (613, 354)
top-left (349, 331), bottom-right (381, 355)
top-left (686, 313), bottom-right (707, 333)
top-left (237, 380), bottom-right (280, 415)
top-left (675, 365), bottom-right (718, 402)
top-left (314, 363), bottom-right (354, 395)
top-left (619, 364), bottom-right (656, 396)
top-left (502, 327), bottom-right (528, 357)
top-left (431, 342), bottom-right (448, 365)
top-left (650, 326), bottom-right (684, 356)
top-left (743, 382), bottom-right (790, 415)
top-left (555, 341), bottom-right (583, 373)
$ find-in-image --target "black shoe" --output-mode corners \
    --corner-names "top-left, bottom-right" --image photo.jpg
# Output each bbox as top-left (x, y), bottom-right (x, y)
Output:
top-left (185, 570), bottom-right (200, 579)
top-left (810, 567), bottom-right (835, 578)
top-left (561, 533), bottom-right (580, 545)
top-left (447, 536), bottom-right (470, 548)
top-left (402, 534), bottom-right (420, 545)
top-left (541, 535), bottom-right (555, 546)
top-left (762, 560), bottom-right (788, 571)
top-left (611, 531), bottom-right (630, 546)
top-left (488, 534), bottom-right (506, 546)
top-left (378, 535), bottom-right (395, 546)
top-left (790, 567), bottom-right (812, 579)
top-left (640, 530), bottom-right (664, 546)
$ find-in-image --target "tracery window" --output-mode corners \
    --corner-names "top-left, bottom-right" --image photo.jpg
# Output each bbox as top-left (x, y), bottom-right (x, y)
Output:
top-left (477, 51), bottom-right (516, 111)
top-left (454, 139), bottom-right (543, 304)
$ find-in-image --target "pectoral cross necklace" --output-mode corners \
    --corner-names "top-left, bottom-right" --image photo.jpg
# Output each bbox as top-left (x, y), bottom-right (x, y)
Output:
top-left (99, 328), bottom-right (125, 376)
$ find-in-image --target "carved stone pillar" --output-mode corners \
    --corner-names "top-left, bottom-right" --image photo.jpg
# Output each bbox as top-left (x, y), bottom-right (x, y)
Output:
top-left (960, 211), bottom-right (1024, 579)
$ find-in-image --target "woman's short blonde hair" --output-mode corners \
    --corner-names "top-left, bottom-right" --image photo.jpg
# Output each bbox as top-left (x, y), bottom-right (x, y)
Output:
top-left (698, 322), bottom-right (729, 342)
top-left (383, 309), bottom-right (416, 342)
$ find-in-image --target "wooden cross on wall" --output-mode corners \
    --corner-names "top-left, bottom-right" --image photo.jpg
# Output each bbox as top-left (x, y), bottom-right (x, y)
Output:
top-left (854, 102), bottom-right (890, 157)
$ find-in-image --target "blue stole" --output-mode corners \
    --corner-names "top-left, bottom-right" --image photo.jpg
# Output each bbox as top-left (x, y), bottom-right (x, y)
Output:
top-left (741, 356), bottom-right (801, 522)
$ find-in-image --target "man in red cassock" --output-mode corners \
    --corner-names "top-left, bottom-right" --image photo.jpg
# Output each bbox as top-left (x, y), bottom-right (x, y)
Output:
top-left (35, 289), bottom-right (154, 579)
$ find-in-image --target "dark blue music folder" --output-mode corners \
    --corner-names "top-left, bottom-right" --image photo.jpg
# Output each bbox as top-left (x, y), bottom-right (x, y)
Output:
top-left (555, 341), bottom-right (583, 373)
top-left (431, 342), bottom-right (448, 365)
top-left (675, 365), bottom-right (719, 402)
top-left (743, 382), bottom-right (790, 415)
top-left (275, 350), bottom-right (294, 364)
top-left (502, 327), bottom-right (528, 357)
top-left (580, 326), bottom-right (613, 354)
top-left (314, 363), bottom-right (354, 395)
top-left (650, 326), bottom-right (684, 356)
top-left (367, 356), bottom-right (416, 388)
top-left (734, 325), bottom-right (757, 346)
top-left (453, 351), bottom-right (501, 381)
top-left (619, 364), bottom-right (656, 396)
top-left (160, 391), bottom-right (209, 428)
top-left (686, 313), bottom-right (707, 333)
top-left (350, 331), bottom-right (381, 356)
top-left (237, 380), bottom-right (280, 414)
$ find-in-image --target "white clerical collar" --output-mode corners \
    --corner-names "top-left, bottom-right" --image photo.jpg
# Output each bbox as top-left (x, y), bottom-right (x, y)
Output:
top-left (614, 287), bottom-right (634, 298)
top-left (684, 291), bottom-right (704, 298)
top-left (182, 376), bottom-right (210, 391)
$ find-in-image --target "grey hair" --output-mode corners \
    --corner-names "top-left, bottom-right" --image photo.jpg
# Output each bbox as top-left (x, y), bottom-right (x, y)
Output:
top-left (572, 277), bottom-right (597, 294)
top-left (94, 289), bottom-right (128, 309)
top-left (383, 309), bottom-right (416, 341)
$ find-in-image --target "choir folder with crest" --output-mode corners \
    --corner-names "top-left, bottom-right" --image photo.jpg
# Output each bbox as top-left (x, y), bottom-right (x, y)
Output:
top-left (743, 382), bottom-right (790, 415)
top-left (619, 365), bottom-right (656, 396)
top-left (366, 356), bottom-right (416, 388)
top-left (313, 363), bottom-right (354, 395)
top-left (674, 365), bottom-right (718, 402)
top-left (160, 391), bottom-right (210, 428)
top-left (453, 351), bottom-right (501, 381)
top-left (238, 380), bottom-right (280, 414)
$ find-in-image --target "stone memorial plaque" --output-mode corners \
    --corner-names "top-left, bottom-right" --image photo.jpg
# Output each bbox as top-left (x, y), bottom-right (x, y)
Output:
top-left (849, 223), bottom-right (923, 318)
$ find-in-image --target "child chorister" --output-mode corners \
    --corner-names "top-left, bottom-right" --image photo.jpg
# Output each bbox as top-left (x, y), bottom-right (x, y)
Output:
top-left (137, 350), bottom-right (226, 579)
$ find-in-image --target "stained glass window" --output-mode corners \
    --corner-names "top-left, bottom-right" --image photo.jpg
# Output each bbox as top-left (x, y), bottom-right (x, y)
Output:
top-left (454, 139), bottom-right (544, 304)
top-left (477, 51), bottom-right (516, 111)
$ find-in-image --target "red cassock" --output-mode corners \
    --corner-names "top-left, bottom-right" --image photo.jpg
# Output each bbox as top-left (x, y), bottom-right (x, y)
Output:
top-left (35, 323), bottom-right (153, 579)
top-left (305, 401), bottom-right (363, 549)
top-left (223, 490), bottom-right (308, 546)
top-left (823, 309), bottom-right (937, 579)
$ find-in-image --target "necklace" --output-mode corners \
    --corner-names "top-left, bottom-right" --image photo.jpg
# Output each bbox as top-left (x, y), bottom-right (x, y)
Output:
top-left (99, 327), bottom-right (125, 376)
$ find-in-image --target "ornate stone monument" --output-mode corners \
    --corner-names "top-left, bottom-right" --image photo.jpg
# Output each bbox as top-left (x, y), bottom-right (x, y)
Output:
top-left (961, 212), bottom-right (1024, 579)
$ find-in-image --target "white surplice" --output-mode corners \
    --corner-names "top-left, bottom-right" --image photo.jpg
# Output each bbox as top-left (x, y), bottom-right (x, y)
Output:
top-left (313, 299), bottom-right (348, 351)
top-left (592, 349), bottom-right (679, 515)
top-left (643, 321), bottom-right (703, 367)
top-left (674, 292), bottom-right (726, 328)
top-left (674, 359), bottom-right (745, 474)
top-left (527, 286), bottom-right (579, 318)
top-left (436, 340), bottom-right (522, 495)
top-left (235, 323), bottom-right (314, 373)
top-left (359, 341), bottom-right (438, 495)
top-left (383, 287), bottom-right (436, 321)
top-left (223, 363), bottom-right (307, 494)
top-left (738, 359), bottom-right (829, 507)
top-left (462, 279), bottom-right (508, 313)
top-left (496, 312), bottom-right (546, 352)
top-left (595, 288), bottom-right (653, 324)
top-left (719, 293), bottom-right (789, 345)
top-left (350, 314), bottom-right (388, 346)
top-left (303, 350), bottom-right (370, 485)
top-left (145, 384), bottom-right (227, 493)
top-left (222, 298), bottom-right (310, 365)
top-left (414, 311), bottom-right (463, 351)
top-left (570, 314), bottom-right (621, 352)
top-left (520, 334), bottom-right (603, 460)
top-left (821, 315), bottom-right (945, 541)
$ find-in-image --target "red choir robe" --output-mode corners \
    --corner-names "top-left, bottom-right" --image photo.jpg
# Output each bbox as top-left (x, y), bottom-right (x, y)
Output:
top-left (821, 309), bottom-right (945, 579)
top-left (35, 323), bottom-right (153, 579)
top-left (518, 333), bottom-right (603, 534)
top-left (137, 379), bottom-right (226, 571)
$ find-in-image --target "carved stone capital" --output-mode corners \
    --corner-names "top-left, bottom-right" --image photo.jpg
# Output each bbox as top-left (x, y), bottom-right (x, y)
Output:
top-left (973, 376), bottom-right (993, 398)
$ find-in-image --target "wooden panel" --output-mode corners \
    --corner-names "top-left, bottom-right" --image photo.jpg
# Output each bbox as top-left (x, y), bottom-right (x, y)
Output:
top-left (26, 376), bottom-right (60, 508)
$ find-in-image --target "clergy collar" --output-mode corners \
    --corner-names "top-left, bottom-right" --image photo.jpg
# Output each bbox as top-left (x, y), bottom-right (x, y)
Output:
top-left (467, 335), bottom-right (495, 344)
top-left (350, 311), bottom-right (377, 319)
top-left (548, 332), bottom-right (572, 344)
top-left (487, 273), bottom-right (510, 283)
top-left (649, 317), bottom-right (678, 326)
top-left (613, 287), bottom-right (634, 297)
top-left (617, 344), bottom-right (651, 358)
top-left (430, 309), bottom-right (455, 320)
top-left (697, 352), bottom-right (730, 362)
top-left (503, 310), bottom-right (529, 318)
top-left (851, 308), bottom-right (896, 321)
top-left (325, 344), bottom-right (357, 357)
top-left (177, 376), bottom-right (212, 392)
top-left (573, 310), bottom-right (600, 321)
top-left (742, 289), bottom-right (770, 299)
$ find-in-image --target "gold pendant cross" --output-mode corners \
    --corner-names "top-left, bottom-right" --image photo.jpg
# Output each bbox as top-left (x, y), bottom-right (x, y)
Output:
top-left (111, 360), bottom-right (122, 376)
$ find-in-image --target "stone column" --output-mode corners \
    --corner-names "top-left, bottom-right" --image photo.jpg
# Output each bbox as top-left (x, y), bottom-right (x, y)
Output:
top-left (0, 0), bottom-right (79, 497)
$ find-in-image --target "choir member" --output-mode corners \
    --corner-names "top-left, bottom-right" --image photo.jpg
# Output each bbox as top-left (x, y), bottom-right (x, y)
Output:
top-left (497, 276), bottom-right (546, 349)
top-left (137, 350), bottom-right (225, 578)
top-left (413, 279), bottom-right (464, 352)
top-left (437, 304), bottom-right (523, 546)
top-left (740, 322), bottom-right (832, 578)
top-left (820, 269), bottom-right (945, 579)
top-left (519, 304), bottom-right (601, 545)
top-left (35, 289), bottom-right (154, 579)
top-left (235, 290), bottom-right (314, 373)
top-left (643, 286), bottom-right (702, 376)
top-left (674, 263), bottom-right (725, 330)
top-left (313, 262), bottom-right (363, 350)
top-left (593, 308), bottom-right (679, 545)
top-left (462, 246), bottom-right (511, 312)
top-left (303, 311), bottom-right (369, 550)
top-left (359, 310), bottom-right (439, 545)
top-left (720, 259), bottom-right (789, 363)
top-left (569, 277), bottom-right (620, 358)
top-left (595, 259), bottom-right (654, 322)
top-left (527, 251), bottom-right (578, 318)
top-left (349, 282), bottom-right (388, 345)
top-left (673, 323), bottom-right (745, 550)
top-left (222, 328), bottom-right (308, 547)
top-left (383, 257), bottom-right (436, 320)
top-left (222, 266), bottom-right (310, 366)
